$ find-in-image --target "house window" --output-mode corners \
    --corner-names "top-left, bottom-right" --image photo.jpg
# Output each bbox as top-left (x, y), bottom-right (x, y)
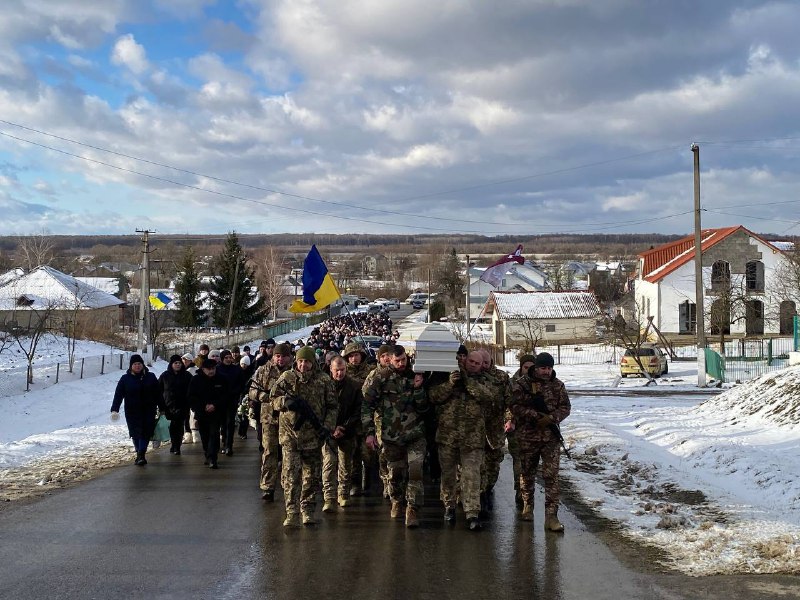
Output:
top-left (678, 301), bottom-right (696, 334)
top-left (745, 300), bottom-right (764, 335)
top-left (710, 298), bottom-right (730, 335)
top-left (711, 261), bottom-right (731, 291)
top-left (545, 324), bottom-right (556, 333)
top-left (745, 261), bottom-right (764, 292)
top-left (780, 300), bottom-right (796, 334)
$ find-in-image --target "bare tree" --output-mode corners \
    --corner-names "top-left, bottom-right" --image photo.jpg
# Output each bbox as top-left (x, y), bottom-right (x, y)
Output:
top-left (60, 285), bottom-right (107, 373)
top-left (512, 316), bottom-right (547, 354)
top-left (9, 297), bottom-right (61, 386)
top-left (15, 230), bottom-right (54, 271)
top-left (255, 246), bottom-right (288, 321)
top-left (603, 299), bottom-right (658, 385)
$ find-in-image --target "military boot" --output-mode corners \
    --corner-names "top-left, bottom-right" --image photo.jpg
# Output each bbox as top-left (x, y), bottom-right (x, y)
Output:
top-left (390, 500), bottom-right (403, 519)
top-left (520, 503), bottom-right (533, 521)
top-left (283, 513), bottom-right (301, 528)
top-left (544, 514), bottom-right (564, 532)
top-left (405, 506), bottom-right (419, 528)
top-left (302, 512), bottom-right (316, 526)
top-left (322, 500), bottom-right (337, 513)
top-left (338, 496), bottom-right (351, 508)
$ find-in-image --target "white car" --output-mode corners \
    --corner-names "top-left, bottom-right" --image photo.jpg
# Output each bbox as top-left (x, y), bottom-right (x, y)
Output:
top-left (385, 298), bottom-right (400, 310)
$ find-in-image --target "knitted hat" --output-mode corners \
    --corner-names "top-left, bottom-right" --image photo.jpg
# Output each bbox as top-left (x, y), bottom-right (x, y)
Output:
top-left (129, 354), bottom-right (144, 367)
top-left (199, 344), bottom-right (210, 352)
top-left (457, 344), bottom-right (468, 356)
top-left (168, 354), bottom-right (182, 364)
top-left (240, 355), bottom-right (251, 367)
top-left (201, 359), bottom-right (217, 369)
top-left (274, 343), bottom-right (293, 357)
top-left (296, 346), bottom-right (316, 362)
top-left (518, 354), bottom-right (536, 367)
top-left (181, 352), bottom-right (194, 361)
top-left (220, 349), bottom-right (232, 359)
top-left (534, 352), bottom-right (554, 368)
top-left (208, 349), bottom-right (221, 359)
top-left (377, 344), bottom-right (392, 357)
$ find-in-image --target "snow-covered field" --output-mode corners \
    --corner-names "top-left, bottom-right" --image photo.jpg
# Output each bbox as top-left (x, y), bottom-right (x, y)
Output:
top-left (1, 321), bottom-right (799, 576)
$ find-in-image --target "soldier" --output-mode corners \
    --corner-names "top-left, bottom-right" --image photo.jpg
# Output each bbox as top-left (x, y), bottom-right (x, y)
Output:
top-left (270, 346), bottom-right (337, 527)
top-left (478, 349), bottom-right (512, 517)
top-left (362, 344), bottom-right (394, 498)
top-left (344, 342), bottom-right (377, 496)
top-left (249, 343), bottom-right (294, 501)
top-left (509, 353), bottom-right (536, 507)
top-left (508, 352), bottom-right (570, 532)
top-left (429, 351), bottom-right (493, 531)
top-left (322, 356), bottom-right (363, 511)
top-left (362, 345), bottom-right (427, 528)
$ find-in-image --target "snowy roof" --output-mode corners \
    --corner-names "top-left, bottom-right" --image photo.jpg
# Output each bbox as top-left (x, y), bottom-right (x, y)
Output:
top-left (0, 266), bottom-right (124, 310)
top-left (0, 268), bottom-right (25, 287)
top-left (488, 291), bottom-right (600, 320)
top-left (769, 241), bottom-right (795, 252)
top-left (75, 277), bottom-right (121, 295)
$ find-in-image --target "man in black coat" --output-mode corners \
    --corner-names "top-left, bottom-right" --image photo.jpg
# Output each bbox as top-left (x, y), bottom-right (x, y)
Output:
top-left (158, 354), bottom-right (193, 455)
top-left (188, 359), bottom-right (228, 469)
top-left (216, 349), bottom-right (243, 456)
top-left (111, 354), bottom-right (160, 466)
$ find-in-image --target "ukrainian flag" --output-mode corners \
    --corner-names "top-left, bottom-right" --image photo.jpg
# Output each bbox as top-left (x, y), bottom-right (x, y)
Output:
top-left (149, 292), bottom-right (172, 310)
top-left (289, 245), bottom-right (341, 313)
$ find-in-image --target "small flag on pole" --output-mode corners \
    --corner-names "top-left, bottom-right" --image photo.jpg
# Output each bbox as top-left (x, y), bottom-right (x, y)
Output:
top-left (479, 245), bottom-right (525, 287)
top-left (149, 292), bottom-right (172, 310)
top-left (289, 245), bottom-right (341, 313)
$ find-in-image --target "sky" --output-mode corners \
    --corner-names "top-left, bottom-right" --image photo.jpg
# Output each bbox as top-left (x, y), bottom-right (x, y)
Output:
top-left (2, 317), bottom-right (800, 575)
top-left (1, 1), bottom-right (800, 237)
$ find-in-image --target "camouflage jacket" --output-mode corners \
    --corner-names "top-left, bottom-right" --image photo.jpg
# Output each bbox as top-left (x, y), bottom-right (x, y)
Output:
top-left (347, 361), bottom-right (375, 387)
top-left (361, 366), bottom-right (427, 446)
top-left (509, 370), bottom-right (571, 449)
top-left (270, 366), bottom-right (338, 451)
top-left (248, 362), bottom-right (291, 425)
top-left (429, 371), bottom-right (494, 450)
top-left (482, 367), bottom-right (512, 449)
top-left (362, 365), bottom-right (388, 440)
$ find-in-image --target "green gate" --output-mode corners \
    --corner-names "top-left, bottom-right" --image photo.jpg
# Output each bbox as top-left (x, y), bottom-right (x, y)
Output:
top-left (704, 348), bottom-right (726, 382)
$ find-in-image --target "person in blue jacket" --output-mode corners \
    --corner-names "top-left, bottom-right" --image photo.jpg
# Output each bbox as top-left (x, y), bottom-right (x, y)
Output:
top-left (111, 354), bottom-right (160, 466)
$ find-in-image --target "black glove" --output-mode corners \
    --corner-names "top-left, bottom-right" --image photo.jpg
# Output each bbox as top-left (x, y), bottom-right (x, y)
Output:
top-left (284, 394), bottom-right (301, 412)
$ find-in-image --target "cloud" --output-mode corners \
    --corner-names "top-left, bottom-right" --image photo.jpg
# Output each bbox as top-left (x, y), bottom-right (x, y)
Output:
top-left (111, 33), bottom-right (149, 75)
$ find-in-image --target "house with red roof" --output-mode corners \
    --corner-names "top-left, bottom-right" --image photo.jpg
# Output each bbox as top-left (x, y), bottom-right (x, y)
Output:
top-left (634, 226), bottom-right (796, 336)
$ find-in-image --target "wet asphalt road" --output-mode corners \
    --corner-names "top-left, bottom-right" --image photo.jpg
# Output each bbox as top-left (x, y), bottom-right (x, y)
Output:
top-left (1, 437), bottom-right (799, 599)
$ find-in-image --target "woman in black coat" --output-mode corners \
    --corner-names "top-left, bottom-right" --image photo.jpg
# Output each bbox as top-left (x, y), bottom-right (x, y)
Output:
top-left (158, 354), bottom-right (194, 455)
top-left (111, 354), bottom-right (160, 466)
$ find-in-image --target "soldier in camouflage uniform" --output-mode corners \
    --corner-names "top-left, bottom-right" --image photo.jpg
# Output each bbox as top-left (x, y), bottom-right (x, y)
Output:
top-left (508, 352), bottom-right (570, 532)
top-left (248, 343), bottom-right (294, 501)
top-left (362, 344), bottom-right (394, 498)
top-left (271, 346), bottom-right (338, 527)
top-left (362, 345), bottom-right (427, 528)
top-left (509, 354), bottom-right (536, 507)
top-left (344, 342), bottom-right (377, 496)
top-left (322, 356), bottom-right (363, 511)
top-left (429, 351), bottom-right (494, 531)
top-left (478, 349), bottom-right (512, 516)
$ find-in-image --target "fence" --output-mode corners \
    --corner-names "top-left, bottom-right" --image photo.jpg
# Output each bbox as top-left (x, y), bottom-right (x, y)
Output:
top-left (496, 337), bottom-right (796, 384)
top-left (156, 313), bottom-right (328, 360)
top-left (0, 351), bottom-right (135, 398)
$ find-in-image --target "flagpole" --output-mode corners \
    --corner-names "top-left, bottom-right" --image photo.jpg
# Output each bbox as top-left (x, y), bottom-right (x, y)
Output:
top-left (465, 254), bottom-right (470, 342)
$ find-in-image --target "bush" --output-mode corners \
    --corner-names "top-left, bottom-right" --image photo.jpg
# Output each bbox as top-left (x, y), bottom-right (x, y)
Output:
top-left (429, 300), bottom-right (446, 322)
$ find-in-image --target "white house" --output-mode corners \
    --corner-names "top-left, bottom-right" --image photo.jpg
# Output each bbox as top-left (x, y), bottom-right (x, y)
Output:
top-left (468, 261), bottom-right (549, 318)
top-left (635, 226), bottom-right (795, 336)
top-left (0, 266), bottom-right (124, 329)
top-left (486, 290), bottom-right (601, 345)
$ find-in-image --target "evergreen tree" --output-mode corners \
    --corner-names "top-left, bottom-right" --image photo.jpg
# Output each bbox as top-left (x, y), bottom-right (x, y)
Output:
top-left (208, 232), bottom-right (265, 328)
top-left (435, 247), bottom-right (465, 314)
top-left (175, 246), bottom-right (206, 327)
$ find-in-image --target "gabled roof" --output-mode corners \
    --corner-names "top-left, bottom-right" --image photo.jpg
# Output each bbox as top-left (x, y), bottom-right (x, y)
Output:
top-left (0, 265), bottom-right (124, 310)
top-left (488, 291), bottom-right (600, 320)
top-left (639, 226), bottom-right (785, 284)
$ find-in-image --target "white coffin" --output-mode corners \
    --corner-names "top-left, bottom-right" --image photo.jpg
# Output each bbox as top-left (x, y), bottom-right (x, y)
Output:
top-left (397, 322), bottom-right (460, 373)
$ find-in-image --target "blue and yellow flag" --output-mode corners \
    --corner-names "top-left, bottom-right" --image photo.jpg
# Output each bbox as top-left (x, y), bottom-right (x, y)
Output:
top-left (289, 245), bottom-right (340, 313)
top-left (149, 292), bottom-right (172, 310)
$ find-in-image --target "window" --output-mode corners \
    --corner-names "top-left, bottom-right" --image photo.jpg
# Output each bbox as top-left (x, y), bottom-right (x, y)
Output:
top-left (780, 301), bottom-right (796, 335)
top-left (545, 324), bottom-right (556, 332)
top-left (745, 261), bottom-right (764, 292)
top-left (711, 261), bottom-right (731, 291)
top-left (746, 300), bottom-right (764, 335)
top-left (678, 301), bottom-right (696, 334)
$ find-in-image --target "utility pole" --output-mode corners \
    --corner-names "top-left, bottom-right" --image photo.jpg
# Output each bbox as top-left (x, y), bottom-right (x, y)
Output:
top-left (692, 144), bottom-right (707, 387)
top-left (427, 268), bottom-right (431, 324)
top-left (465, 254), bottom-right (471, 341)
top-left (136, 229), bottom-right (154, 362)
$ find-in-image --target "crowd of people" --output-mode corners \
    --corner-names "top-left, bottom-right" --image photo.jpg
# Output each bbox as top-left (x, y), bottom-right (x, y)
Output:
top-left (110, 309), bottom-right (570, 532)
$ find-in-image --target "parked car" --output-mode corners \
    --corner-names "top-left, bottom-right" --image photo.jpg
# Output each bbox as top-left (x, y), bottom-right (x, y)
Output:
top-left (411, 299), bottom-right (425, 309)
top-left (367, 303), bottom-right (387, 315)
top-left (406, 292), bottom-right (429, 305)
top-left (385, 298), bottom-right (400, 310)
top-left (620, 344), bottom-right (669, 378)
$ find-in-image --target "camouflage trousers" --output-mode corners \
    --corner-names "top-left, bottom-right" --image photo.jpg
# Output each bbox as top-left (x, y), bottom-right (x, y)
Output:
top-left (352, 434), bottom-right (378, 491)
top-left (322, 437), bottom-right (356, 501)
top-left (259, 422), bottom-right (280, 492)
top-left (381, 437), bottom-right (426, 508)
top-left (281, 444), bottom-right (322, 516)
top-left (507, 431), bottom-right (521, 490)
top-left (480, 444), bottom-right (505, 492)
top-left (519, 441), bottom-right (561, 516)
top-left (439, 444), bottom-right (484, 519)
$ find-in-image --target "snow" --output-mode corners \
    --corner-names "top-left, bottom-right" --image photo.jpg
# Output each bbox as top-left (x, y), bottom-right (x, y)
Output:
top-left (2, 323), bottom-right (800, 576)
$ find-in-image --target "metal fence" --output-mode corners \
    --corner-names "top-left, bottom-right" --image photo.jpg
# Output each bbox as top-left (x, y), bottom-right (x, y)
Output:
top-left (498, 337), bottom-right (796, 384)
top-left (0, 351), bottom-right (136, 398)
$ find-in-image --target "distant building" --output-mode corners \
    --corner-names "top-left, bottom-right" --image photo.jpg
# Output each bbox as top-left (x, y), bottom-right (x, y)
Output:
top-left (467, 260), bottom-right (549, 318)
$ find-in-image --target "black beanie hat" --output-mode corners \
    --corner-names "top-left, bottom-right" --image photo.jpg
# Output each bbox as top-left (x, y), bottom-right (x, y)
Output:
top-left (457, 344), bottom-right (468, 356)
top-left (169, 354), bottom-right (182, 364)
top-left (534, 352), bottom-right (555, 368)
top-left (130, 354), bottom-right (144, 368)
